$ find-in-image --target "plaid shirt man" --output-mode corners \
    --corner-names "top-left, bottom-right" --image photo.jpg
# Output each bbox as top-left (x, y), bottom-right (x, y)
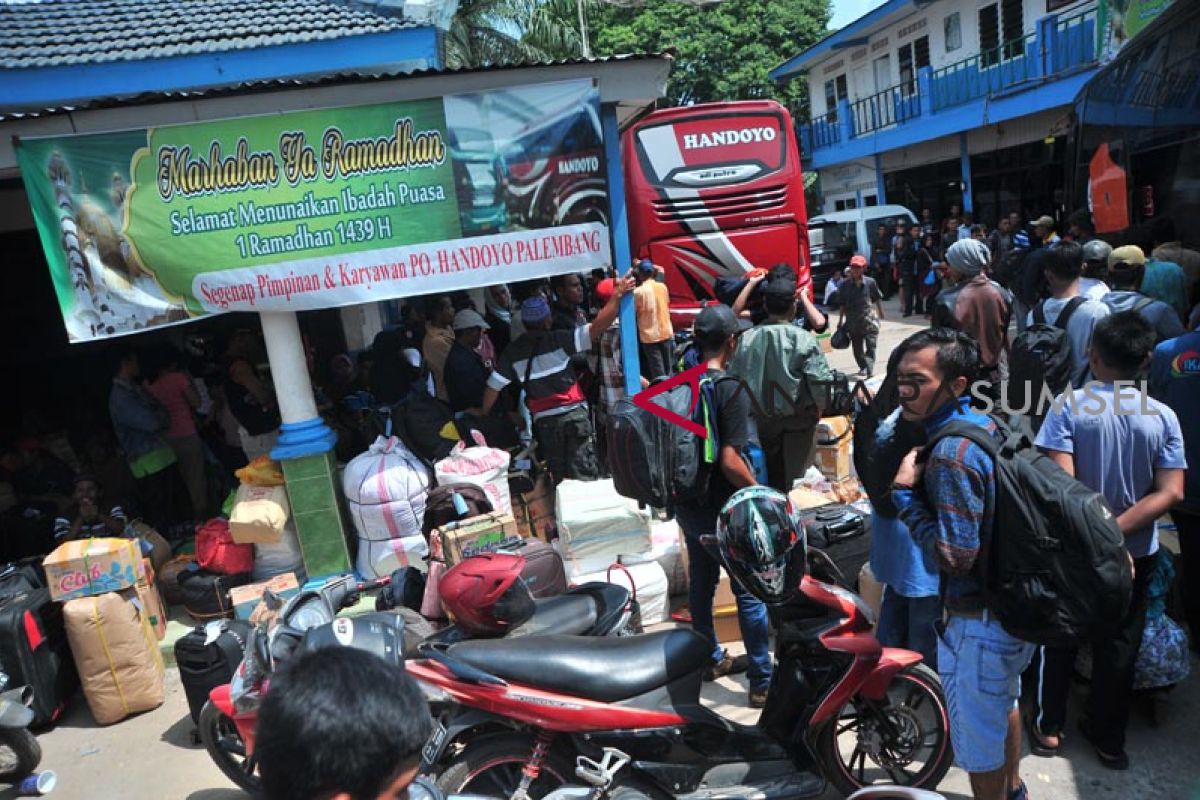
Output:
top-left (592, 323), bottom-right (626, 423)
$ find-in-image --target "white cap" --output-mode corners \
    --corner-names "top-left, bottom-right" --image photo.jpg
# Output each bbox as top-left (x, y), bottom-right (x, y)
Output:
top-left (452, 309), bottom-right (489, 331)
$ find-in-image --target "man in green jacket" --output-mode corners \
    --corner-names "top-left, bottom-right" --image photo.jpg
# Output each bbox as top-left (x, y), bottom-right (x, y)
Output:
top-left (728, 279), bottom-right (834, 492)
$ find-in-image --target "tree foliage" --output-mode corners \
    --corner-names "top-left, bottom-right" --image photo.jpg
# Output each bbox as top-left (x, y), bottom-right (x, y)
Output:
top-left (590, 0), bottom-right (831, 111)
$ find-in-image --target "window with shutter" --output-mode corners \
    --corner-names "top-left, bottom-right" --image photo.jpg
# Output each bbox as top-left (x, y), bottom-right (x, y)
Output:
top-left (979, 4), bottom-right (1000, 67)
top-left (1002, 0), bottom-right (1024, 60)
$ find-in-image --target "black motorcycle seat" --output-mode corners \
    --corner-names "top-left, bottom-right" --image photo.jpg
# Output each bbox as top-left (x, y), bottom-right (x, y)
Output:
top-left (447, 629), bottom-right (711, 702)
top-left (509, 593), bottom-right (597, 638)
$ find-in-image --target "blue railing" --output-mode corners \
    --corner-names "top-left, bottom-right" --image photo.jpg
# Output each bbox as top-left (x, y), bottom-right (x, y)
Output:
top-left (850, 84), bottom-right (921, 137)
top-left (801, 9), bottom-right (1099, 153)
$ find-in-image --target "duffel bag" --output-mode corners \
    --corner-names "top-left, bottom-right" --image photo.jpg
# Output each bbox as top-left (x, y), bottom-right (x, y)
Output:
top-left (195, 519), bottom-right (254, 576)
top-left (159, 555), bottom-right (194, 607)
top-left (177, 568), bottom-right (253, 620)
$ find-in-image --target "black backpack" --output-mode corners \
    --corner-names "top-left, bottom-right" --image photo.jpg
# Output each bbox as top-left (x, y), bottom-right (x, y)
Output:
top-left (1006, 296), bottom-right (1086, 421)
top-left (923, 417), bottom-right (1133, 646)
top-left (607, 375), bottom-right (722, 509)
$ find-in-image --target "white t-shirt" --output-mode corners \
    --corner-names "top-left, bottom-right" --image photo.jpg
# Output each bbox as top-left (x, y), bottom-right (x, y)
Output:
top-left (1078, 278), bottom-right (1110, 301)
top-left (1026, 296), bottom-right (1112, 386)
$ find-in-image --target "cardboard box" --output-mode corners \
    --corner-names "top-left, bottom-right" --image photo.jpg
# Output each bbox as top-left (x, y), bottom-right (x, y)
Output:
top-left (789, 486), bottom-right (833, 510)
top-left (437, 513), bottom-right (522, 566)
top-left (815, 415), bottom-right (853, 482)
top-left (229, 573), bottom-right (301, 620)
top-left (714, 575), bottom-right (737, 608)
top-left (229, 484), bottom-right (290, 544)
top-left (514, 472), bottom-right (556, 542)
top-left (44, 538), bottom-right (145, 602)
top-left (136, 559), bottom-right (167, 640)
top-left (713, 605), bottom-right (742, 644)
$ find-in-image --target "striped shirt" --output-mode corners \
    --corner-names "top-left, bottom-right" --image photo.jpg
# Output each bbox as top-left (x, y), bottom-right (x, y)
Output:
top-left (893, 398), bottom-right (1000, 611)
top-left (54, 504), bottom-right (127, 541)
top-left (488, 326), bottom-right (592, 420)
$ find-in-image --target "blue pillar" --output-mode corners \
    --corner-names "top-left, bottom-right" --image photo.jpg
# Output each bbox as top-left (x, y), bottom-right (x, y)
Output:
top-left (959, 132), bottom-right (973, 215)
top-left (874, 154), bottom-right (886, 205)
top-left (837, 98), bottom-right (853, 143)
top-left (601, 103), bottom-right (641, 396)
top-left (855, 190), bottom-right (863, 209)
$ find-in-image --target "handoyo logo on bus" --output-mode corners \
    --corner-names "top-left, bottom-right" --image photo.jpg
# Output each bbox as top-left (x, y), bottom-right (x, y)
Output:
top-left (681, 126), bottom-right (778, 150)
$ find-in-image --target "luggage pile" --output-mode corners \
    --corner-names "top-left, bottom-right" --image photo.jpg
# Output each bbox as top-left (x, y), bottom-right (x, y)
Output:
top-left (38, 537), bottom-right (166, 725)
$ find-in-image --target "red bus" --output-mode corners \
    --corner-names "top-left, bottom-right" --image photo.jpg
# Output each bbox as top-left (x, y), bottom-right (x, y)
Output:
top-left (622, 100), bottom-right (811, 326)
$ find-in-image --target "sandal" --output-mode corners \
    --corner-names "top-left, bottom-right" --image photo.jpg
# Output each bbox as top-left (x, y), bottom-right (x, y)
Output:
top-left (1078, 719), bottom-right (1130, 770)
top-left (1025, 715), bottom-right (1060, 757)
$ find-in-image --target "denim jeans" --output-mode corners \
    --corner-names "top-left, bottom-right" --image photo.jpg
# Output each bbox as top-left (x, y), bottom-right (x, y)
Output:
top-left (875, 586), bottom-right (940, 670)
top-left (677, 506), bottom-right (772, 692)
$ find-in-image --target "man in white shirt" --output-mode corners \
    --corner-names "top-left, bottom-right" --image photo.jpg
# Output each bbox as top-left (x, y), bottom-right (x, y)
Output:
top-left (1025, 240), bottom-right (1111, 386)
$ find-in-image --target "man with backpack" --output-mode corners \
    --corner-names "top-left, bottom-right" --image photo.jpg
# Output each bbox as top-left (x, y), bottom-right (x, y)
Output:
top-left (728, 278), bottom-right (834, 493)
top-left (677, 303), bottom-right (771, 708)
top-left (1101, 245), bottom-right (1186, 344)
top-left (889, 328), bottom-right (1036, 800)
top-left (479, 277), bottom-right (633, 484)
top-left (1023, 241), bottom-right (1111, 388)
top-left (1030, 312), bottom-right (1186, 770)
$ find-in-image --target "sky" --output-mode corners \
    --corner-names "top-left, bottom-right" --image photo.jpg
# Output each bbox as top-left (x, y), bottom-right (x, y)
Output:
top-left (829, 0), bottom-right (889, 30)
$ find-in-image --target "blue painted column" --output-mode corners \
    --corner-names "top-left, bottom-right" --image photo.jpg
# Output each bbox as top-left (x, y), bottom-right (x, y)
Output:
top-left (601, 103), bottom-right (641, 396)
top-left (874, 154), bottom-right (887, 205)
top-left (837, 98), bottom-right (854, 144)
top-left (917, 66), bottom-right (935, 118)
top-left (959, 132), bottom-right (973, 215)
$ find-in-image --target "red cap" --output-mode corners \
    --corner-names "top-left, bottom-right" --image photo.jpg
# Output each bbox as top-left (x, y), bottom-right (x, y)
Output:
top-left (849, 255), bottom-right (868, 268)
top-left (594, 277), bottom-right (615, 304)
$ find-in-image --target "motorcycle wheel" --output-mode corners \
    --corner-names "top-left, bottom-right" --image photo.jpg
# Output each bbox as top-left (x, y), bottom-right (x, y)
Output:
top-left (816, 663), bottom-right (953, 796)
top-left (199, 700), bottom-right (262, 796)
top-left (0, 728), bottom-right (40, 781)
top-left (436, 733), bottom-right (573, 799)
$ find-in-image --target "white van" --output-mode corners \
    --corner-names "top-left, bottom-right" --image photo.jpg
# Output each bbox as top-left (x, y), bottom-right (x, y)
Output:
top-left (807, 204), bottom-right (919, 291)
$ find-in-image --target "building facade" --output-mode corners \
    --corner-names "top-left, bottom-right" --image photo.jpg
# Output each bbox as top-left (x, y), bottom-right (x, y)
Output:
top-left (771, 0), bottom-right (1099, 228)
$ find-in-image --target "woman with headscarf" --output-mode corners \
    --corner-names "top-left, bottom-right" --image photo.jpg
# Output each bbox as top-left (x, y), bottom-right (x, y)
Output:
top-left (930, 239), bottom-right (1014, 390)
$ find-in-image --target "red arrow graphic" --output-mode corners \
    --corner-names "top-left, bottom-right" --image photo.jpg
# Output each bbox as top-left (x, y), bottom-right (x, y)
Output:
top-left (631, 362), bottom-right (708, 439)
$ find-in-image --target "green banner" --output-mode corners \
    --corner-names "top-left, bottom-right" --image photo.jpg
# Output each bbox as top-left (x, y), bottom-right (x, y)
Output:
top-left (17, 79), bottom-right (610, 342)
top-left (1098, 0), bottom-right (1175, 61)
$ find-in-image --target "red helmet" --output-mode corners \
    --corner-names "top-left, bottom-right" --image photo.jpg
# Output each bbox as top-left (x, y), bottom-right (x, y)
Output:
top-left (439, 553), bottom-right (536, 635)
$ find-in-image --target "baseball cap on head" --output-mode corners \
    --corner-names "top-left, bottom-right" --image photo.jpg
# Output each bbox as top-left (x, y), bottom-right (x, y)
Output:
top-left (637, 259), bottom-right (655, 274)
top-left (593, 278), bottom-right (615, 305)
top-left (452, 309), bottom-right (489, 331)
top-left (1108, 245), bottom-right (1146, 269)
top-left (1082, 239), bottom-right (1113, 264)
top-left (694, 303), bottom-right (743, 346)
top-left (1031, 215), bottom-right (1056, 230)
top-left (849, 255), bottom-right (868, 268)
top-left (520, 296), bottom-right (551, 325)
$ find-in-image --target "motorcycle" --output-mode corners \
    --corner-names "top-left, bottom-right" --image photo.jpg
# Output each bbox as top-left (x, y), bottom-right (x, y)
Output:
top-left (202, 562), bottom-right (635, 795)
top-left (0, 671), bottom-right (42, 784)
top-left (412, 549), bottom-right (954, 798)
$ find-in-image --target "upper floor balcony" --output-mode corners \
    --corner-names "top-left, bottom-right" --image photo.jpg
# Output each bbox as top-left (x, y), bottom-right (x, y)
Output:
top-left (799, 8), bottom-right (1097, 165)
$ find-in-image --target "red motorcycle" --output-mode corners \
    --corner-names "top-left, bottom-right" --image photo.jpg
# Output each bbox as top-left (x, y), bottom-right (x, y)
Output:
top-left (412, 548), bottom-right (953, 798)
top-left (202, 559), bottom-right (635, 795)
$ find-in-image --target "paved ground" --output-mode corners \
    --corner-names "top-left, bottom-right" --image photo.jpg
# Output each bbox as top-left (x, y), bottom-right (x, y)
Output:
top-left (11, 297), bottom-right (1200, 799)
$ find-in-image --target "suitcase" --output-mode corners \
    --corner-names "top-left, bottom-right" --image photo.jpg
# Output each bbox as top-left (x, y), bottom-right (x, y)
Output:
top-left (177, 568), bottom-right (254, 620)
top-left (174, 619), bottom-right (252, 725)
top-left (799, 504), bottom-right (872, 590)
top-left (0, 587), bottom-right (79, 727)
top-left (514, 538), bottom-right (566, 598)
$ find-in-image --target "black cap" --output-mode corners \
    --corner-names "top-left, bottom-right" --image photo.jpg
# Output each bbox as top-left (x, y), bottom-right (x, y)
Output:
top-left (694, 303), bottom-right (744, 345)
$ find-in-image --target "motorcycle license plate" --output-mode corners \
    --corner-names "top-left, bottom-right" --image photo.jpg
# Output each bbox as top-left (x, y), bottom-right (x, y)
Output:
top-left (421, 720), bottom-right (448, 766)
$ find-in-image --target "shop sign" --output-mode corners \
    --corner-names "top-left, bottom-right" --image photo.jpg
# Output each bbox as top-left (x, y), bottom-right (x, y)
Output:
top-left (16, 79), bottom-right (609, 342)
top-left (1098, 0), bottom-right (1175, 61)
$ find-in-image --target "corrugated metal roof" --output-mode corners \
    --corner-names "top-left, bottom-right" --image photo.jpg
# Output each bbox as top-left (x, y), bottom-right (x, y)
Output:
top-left (0, 53), bottom-right (671, 121)
top-left (0, 0), bottom-right (414, 70)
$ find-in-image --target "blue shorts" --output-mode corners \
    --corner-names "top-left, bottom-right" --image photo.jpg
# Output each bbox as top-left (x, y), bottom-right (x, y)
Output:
top-left (937, 614), bottom-right (1035, 773)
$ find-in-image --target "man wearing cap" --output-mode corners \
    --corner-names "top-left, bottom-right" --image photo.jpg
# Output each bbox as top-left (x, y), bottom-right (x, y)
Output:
top-left (1080, 240), bottom-right (1113, 301)
top-left (480, 278), bottom-right (634, 483)
top-left (1031, 215), bottom-right (1061, 248)
top-left (837, 255), bottom-right (885, 378)
top-left (681, 303), bottom-right (772, 708)
top-left (444, 309), bottom-right (493, 413)
top-left (1101, 246), bottom-right (1186, 344)
top-left (633, 259), bottom-right (675, 381)
top-left (931, 239), bottom-right (1013, 390)
top-left (728, 278), bottom-right (834, 493)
